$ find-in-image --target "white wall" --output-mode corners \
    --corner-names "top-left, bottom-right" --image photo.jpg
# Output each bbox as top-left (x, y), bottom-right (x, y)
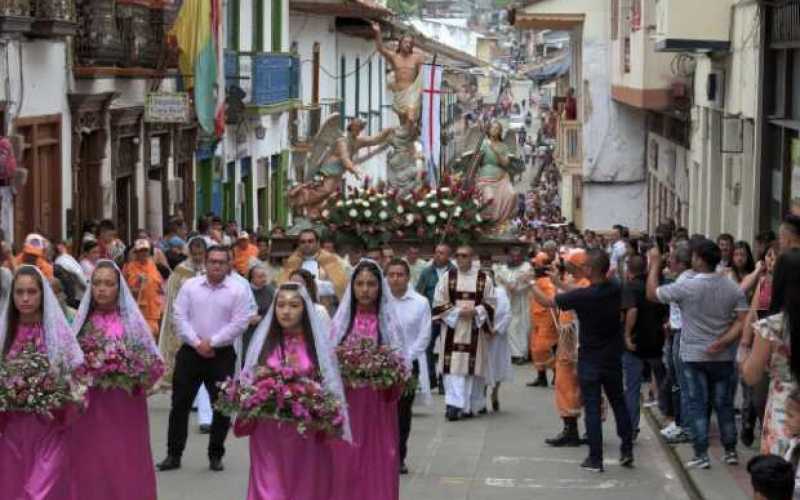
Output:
top-left (10, 40), bottom-right (73, 240)
top-left (583, 182), bottom-right (646, 231)
top-left (685, 3), bottom-right (761, 242)
top-left (290, 14), bottom-right (338, 105)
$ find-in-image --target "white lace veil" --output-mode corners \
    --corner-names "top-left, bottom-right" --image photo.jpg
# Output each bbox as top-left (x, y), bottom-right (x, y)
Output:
top-left (243, 282), bottom-right (351, 442)
top-left (72, 260), bottom-right (161, 359)
top-left (0, 265), bottom-right (84, 375)
top-left (329, 258), bottom-right (406, 360)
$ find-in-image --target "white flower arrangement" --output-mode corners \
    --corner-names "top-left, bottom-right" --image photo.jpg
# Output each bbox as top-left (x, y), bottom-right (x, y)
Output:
top-left (416, 201), bottom-right (426, 208)
top-left (397, 205), bottom-right (405, 214)
top-left (336, 200), bottom-right (344, 208)
top-left (348, 209), bottom-right (358, 218)
top-left (475, 214), bottom-right (483, 223)
top-left (430, 202), bottom-right (440, 209)
top-left (439, 210), bottom-right (448, 220)
top-left (442, 199), bottom-right (455, 207)
top-left (426, 214), bottom-right (437, 225)
top-left (378, 211), bottom-right (389, 220)
top-left (321, 209), bottom-right (330, 218)
top-left (364, 209), bottom-right (373, 218)
top-left (405, 213), bottom-right (415, 226)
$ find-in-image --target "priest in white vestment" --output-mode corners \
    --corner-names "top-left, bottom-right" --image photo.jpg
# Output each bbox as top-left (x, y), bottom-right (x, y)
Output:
top-left (433, 245), bottom-right (496, 421)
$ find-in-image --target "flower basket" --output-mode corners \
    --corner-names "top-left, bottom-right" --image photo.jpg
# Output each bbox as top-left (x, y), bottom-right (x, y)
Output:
top-left (335, 338), bottom-right (410, 391)
top-left (75, 321), bottom-right (165, 393)
top-left (0, 340), bottom-right (87, 418)
top-left (216, 366), bottom-right (345, 438)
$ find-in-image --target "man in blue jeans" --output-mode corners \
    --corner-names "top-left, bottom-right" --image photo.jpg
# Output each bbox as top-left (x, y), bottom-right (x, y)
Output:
top-left (531, 248), bottom-right (633, 472)
top-left (621, 255), bottom-right (668, 439)
top-left (647, 239), bottom-right (748, 469)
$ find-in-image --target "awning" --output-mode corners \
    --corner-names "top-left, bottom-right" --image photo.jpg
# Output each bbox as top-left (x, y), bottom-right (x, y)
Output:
top-left (289, 0), bottom-right (391, 19)
top-left (513, 12), bottom-right (584, 30)
top-left (525, 54), bottom-right (569, 83)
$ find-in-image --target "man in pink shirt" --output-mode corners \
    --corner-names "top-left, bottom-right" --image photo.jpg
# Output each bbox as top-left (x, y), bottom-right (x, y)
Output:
top-left (157, 246), bottom-right (255, 473)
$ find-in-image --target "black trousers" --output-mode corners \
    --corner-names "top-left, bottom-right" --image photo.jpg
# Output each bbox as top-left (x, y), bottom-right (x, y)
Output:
top-left (398, 362), bottom-right (420, 464)
top-left (167, 344), bottom-right (236, 460)
top-left (578, 357), bottom-right (633, 462)
top-left (426, 322), bottom-right (441, 387)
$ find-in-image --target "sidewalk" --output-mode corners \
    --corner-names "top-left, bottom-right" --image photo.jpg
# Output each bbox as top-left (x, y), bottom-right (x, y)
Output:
top-left (644, 407), bottom-right (756, 500)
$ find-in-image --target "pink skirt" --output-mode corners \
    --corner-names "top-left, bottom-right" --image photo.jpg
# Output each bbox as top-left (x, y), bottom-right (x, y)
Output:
top-left (246, 420), bottom-right (333, 500)
top-left (329, 386), bottom-right (399, 500)
top-left (0, 411), bottom-right (70, 500)
top-left (67, 387), bottom-right (156, 500)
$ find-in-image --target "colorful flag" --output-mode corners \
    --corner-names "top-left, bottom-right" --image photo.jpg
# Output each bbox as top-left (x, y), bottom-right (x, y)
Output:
top-left (421, 63), bottom-right (442, 188)
top-left (170, 0), bottom-right (224, 136)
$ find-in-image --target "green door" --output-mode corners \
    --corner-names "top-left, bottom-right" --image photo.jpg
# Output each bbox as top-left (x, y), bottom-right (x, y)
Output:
top-left (223, 161), bottom-right (235, 222)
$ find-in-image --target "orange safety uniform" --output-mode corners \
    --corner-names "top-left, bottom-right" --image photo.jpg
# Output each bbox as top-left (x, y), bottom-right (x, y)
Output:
top-left (14, 251), bottom-right (54, 281)
top-left (124, 259), bottom-right (164, 338)
top-left (553, 276), bottom-right (590, 418)
top-left (233, 242), bottom-right (258, 276)
top-left (529, 276), bottom-right (557, 371)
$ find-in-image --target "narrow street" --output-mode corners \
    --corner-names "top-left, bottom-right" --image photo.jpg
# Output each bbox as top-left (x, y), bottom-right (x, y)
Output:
top-left (150, 366), bottom-right (690, 500)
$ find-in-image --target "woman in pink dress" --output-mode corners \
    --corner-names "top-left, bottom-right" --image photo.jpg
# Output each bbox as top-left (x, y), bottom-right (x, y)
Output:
top-left (0, 265), bottom-right (85, 500)
top-left (67, 260), bottom-right (164, 500)
top-left (237, 282), bottom-right (350, 500)
top-left (329, 259), bottom-right (407, 500)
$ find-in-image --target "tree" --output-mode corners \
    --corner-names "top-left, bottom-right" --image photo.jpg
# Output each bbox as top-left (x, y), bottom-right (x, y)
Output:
top-left (387, 0), bottom-right (421, 17)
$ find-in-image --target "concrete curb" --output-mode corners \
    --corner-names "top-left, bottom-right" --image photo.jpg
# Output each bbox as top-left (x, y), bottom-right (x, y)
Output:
top-left (642, 406), bottom-right (705, 500)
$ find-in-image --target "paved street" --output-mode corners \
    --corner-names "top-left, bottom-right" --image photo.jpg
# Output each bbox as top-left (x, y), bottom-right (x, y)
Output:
top-left (149, 366), bottom-right (690, 500)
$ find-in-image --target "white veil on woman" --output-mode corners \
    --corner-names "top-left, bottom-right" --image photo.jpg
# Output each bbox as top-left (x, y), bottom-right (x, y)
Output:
top-left (243, 282), bottom-right (351, 442)
top-left (0, 265), bottom-right (84, 375)
top-left (329, 258), bottom-right (406, 360)
top-left (72, 259), bottom-right (161, 359)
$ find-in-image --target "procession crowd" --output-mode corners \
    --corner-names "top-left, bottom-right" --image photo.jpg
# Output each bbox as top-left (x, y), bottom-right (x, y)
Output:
top-left (0, 208), bottom-right (799, 499)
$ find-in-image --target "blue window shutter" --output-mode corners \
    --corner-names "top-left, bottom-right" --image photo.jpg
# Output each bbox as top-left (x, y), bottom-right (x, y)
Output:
top-left (253, 54), bottom-right (292, 105)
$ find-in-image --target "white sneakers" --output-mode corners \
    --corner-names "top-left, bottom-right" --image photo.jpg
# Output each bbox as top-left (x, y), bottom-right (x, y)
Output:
top-left (660, 422), bottom-right (682, 438)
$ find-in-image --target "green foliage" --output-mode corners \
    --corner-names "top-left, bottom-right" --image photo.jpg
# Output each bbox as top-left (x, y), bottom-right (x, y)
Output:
top-left (386, 0), bottom-right (421, 17)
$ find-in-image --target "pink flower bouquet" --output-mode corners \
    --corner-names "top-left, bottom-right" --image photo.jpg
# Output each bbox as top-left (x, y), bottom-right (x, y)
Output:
top-left (335, 338), bottom-right (410, 391)
top-left (76, 321), bottom-right (165, 394)
top-left (216, 366), bottom-right (345, 438)
top-left (0, 340), bottom-right (87, 419)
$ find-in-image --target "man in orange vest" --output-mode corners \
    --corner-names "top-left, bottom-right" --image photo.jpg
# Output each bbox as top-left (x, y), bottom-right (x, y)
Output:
top-left (232, 231), bottom-right (258, 276)
top-left (124, 238), bottom-right (164, 338)
top-left (527, 252), bottom-right (557, 387)
top-left (530, 248), bottom-right (589, 447)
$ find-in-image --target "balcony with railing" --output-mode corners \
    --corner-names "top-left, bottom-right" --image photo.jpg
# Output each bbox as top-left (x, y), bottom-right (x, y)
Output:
top-left (72, 0), bottom-right (175, 78)
top-left (0, 0), bottom-right (77, 36)
top-left (225, 51), bottom-right (300, 123)
top-left (555, 119), bottom-right (582, 174)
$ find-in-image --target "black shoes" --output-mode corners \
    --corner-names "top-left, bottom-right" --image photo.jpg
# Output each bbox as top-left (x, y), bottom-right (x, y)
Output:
top-left (619, 453), bottom-right (634, 468)
top-left (580, 457), bottom-right (604, 473)
top-left (445, 405), bottom-right (462, 421)
top-left (527, 371), bottom-right (549, 387)
top-left (546, 418), bottom-right (581, 447)
top-left (209, 458), bottom-right (225, 472)
top-left (545, 430), bottom-right (582, 447)
top-left (198, 424), bottom-right (211, 434)
top-left (156, 456), bottom-right (181, 471)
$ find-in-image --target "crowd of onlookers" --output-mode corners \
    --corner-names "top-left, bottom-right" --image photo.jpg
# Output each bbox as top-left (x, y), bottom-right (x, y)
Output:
top-left (511, 213), bottom-right (800, 498)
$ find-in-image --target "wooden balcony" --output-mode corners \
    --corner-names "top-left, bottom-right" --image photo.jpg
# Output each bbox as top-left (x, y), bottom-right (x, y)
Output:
top-left (555, 119), bottom-right (582, 174)
top-left (0, 0), bottom-right (78, 36)
top-left (225, 51), bottom-right (301, 123)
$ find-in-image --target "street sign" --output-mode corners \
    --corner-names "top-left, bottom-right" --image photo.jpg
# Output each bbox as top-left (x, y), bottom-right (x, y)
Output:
top-left (145, 92), bottom-right (190, 123)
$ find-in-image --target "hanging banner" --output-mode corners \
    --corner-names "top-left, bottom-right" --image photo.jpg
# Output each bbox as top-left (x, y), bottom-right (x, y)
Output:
top-left (421, 63), bottom-right (442, 187)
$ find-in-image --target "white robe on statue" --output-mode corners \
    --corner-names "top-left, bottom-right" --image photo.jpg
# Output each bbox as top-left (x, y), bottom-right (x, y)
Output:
top-left (493, 262), bottom-right (532, 358)
top-left (485, 285), bottom-right (513, 386)
top-left (433, 264), bottom-right (496, 413)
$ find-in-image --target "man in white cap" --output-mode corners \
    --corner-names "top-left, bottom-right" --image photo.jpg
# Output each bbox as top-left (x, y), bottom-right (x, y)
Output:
top-left (123, 238), bottom-right (164, 337)
top-left (232, 231), bottom-right (258, 276)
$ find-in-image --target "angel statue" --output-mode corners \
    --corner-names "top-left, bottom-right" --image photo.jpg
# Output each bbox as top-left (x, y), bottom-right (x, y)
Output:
top-left (452, 119), bottom-right (523, 232)
top-left (288, 115), bottom-right (391, 219)
top-left (385, 119), bottom-right (425, 196)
